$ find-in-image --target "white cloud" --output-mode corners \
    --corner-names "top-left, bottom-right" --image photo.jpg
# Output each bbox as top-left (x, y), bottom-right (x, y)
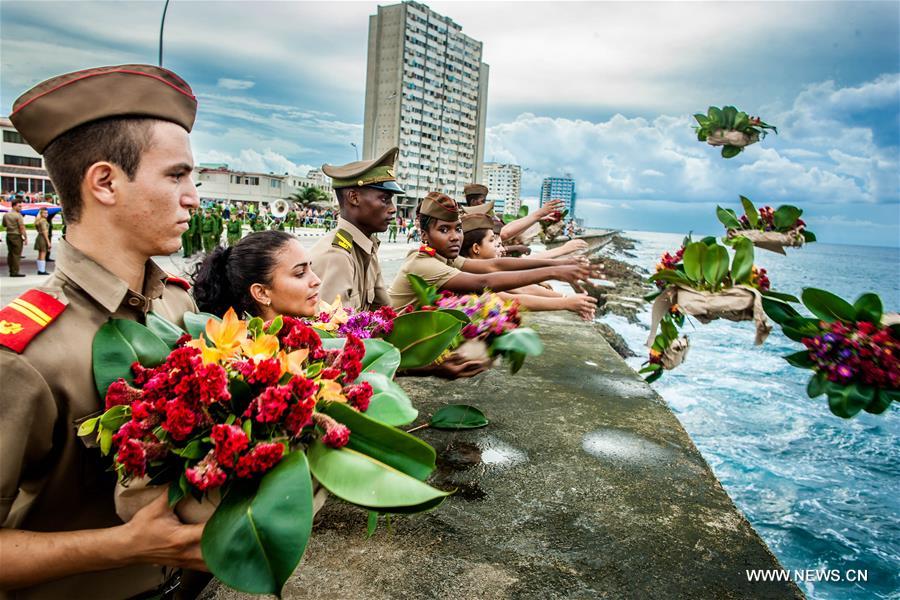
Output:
top-left (196, 148), bottom-right (314, 177)
top-left (216, 78), bottom-right (255, 90)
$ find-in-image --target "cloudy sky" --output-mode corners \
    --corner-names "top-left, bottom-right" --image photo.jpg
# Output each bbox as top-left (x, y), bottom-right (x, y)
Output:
top-left (2, 1), bottom-right (898, 246)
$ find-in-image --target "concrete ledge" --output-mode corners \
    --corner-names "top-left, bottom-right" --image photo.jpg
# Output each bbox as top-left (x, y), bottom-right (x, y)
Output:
top-left (203, 312), bottom-right (802, 599)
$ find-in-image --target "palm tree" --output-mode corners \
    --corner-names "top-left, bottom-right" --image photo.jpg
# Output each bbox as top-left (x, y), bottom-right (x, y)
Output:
top-left (289, 186), bottom-right (331, 208)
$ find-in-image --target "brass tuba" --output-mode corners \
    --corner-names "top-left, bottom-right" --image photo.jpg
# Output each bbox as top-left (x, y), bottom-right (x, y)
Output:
top-left (269, 198), bottom-right (290, 219)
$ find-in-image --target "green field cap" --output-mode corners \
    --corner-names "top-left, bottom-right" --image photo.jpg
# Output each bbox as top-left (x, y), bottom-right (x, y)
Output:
top-left (323, 146), bottom-right (405, 193)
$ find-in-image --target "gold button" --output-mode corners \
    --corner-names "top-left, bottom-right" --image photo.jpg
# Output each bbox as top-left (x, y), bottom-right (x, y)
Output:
top-left (358, 180), bottom-right (364, 186)
top-left (127, 297), bottom-right (142, 307)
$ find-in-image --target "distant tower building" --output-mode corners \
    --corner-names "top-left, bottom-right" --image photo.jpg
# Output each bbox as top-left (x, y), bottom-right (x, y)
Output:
top-left (483, 163), bottom-right (521, 215)
top-left (540, 175), bottom-right (576, 217)
top-left (363, 1), bottom-right (489, 216)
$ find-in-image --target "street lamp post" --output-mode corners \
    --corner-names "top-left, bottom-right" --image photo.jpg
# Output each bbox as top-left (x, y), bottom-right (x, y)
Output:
top-left (158, 0), bottom-right (171, 66)
top-left (350, 142), bottom-right (359, 161)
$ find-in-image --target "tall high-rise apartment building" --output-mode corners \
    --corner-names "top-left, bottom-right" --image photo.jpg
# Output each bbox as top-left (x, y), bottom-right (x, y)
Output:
top-left (483, 163), bottom-right (521, 215)
top-left (540, 176), bottom-right (576, 217)
top-left (363, 1), bottom-right (489, 216)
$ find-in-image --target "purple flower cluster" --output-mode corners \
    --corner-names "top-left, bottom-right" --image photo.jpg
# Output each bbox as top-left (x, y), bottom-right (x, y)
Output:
top-left (435, 292), bottom-right (521, 342)
top-left (317, 306), bottom-right (398, 339)
top-left (802, 320), bottom-right (899, 388)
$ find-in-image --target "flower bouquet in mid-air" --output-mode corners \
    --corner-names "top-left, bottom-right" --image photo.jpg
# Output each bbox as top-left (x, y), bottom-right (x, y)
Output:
top-left (717, 195), bottom-right (816, 254)
top-left (694, 105), bottom-right (777, 158)
top-left (80, 309), bottom-right (448, 596)
top-left (399, 274), bottom-right (544, 374)
top-left (763, 288), bottom-right (899, 418)
top-left (641, 235), bottom-right (796, 382)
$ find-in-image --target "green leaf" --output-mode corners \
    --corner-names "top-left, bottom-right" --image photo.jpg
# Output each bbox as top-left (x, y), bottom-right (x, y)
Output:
top-left (826, 382), bottom-right (873, 419)
top-left (361, 339), bottom-right (402, 378)
top-left (384, 311), bottom-right (462, 369)
top-left (801, 230), bottom-right (817, 243)
top-left (407, 273), bottom-right (439, 307)
top-left (733, 112), bottom-right (749, 131)
top-left (740, 196), bottom-right (759, 228)
top-left (731, 237), bottom-right (754, 284)
top-left (113, 320), bottom-right (169, 368)
top-left (92, 320), bottom-right (139, 398)
top-left (702, 244), bottom-right (730, 289)
top-left (807, 372), bottom-right (827, 398)
top-left (307, 439), bottom-right (451, 510)
top-left (852, 293), bottom-right (882, 324)
top-left (429, 404), bottom-right (489, 430)
top-left (146, 312), bottom-right (186, 349)
top-left (367, 511), bottom-right (379, 538)
top-left (438, 308), bottom-right (470, 324)
top-left (171, 440), bottom-right (205, 459)
top-left (721, 145), bottom-right (742, 159)
top-left (183, 311), bottom-right (220, 340)
top-left (716, 206), bottom-right (742, 229)
top-left (661, 318), bottom-right (678, 342)
top-left (784, 350), bottom-right (814, 368)
top-left (265, 315), bottom-right (284, 335)
top-left (246, 317), bottom-right (264, 336)
top-left (759, 290), bottom-right (800, 304)
top-left (802, 288), bottom-right (856, 323)
top-left (100, 428), bottom-right (113, 455)
top-left (773, 205), bottom-right (802, 230)
top-left (100, 405), bottom-right (131, 431)
top-left (707, 106), bottom-right (723, 124)
top-left (320, 402), bottom-right (436, 481)
top-left (693, 113), bottom-right (708, 125)
top-left (77, 416), bottom-right (100, 437)
top-left (762, 297), bottom-right (802, 325)
top-left (312, 327), bottom-right (335, 339)
top-left (490, 328), bottom-right (543, 358)
top-left (202, 451), bottom-right (314, 596)
top-left (863, 389), bottom-right (893, 415)
top-left (681, 242), bottom-right (706, 282)
top-left (644, 369), bottom-right (663, 383)
top-left (722, 105), bottom-right (738, 129)
top-left (357, 372), bottom-right (418, 427)
top-left (168, 476), bottom-right (186, 507)
top-left (648, 269), bottom-right (693, 287)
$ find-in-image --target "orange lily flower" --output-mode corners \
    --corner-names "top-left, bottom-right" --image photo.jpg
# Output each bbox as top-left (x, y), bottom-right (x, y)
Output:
top-left (186, 337), bottom-right (223, 365)
top-left (317, 379), bottom-right (346, 403)
top-left (278, 348), bottom-right (310, 377)
top-left (205, 308), bottom-right (247, 357)
top-left (241, 333), bottom-right (280, 361)
top-left (314, 296), bottom-right (350, 331)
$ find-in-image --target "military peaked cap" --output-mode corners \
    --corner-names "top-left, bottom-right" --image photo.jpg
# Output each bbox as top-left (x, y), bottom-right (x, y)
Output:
top-left (323, 147), bottom-right (404, 193)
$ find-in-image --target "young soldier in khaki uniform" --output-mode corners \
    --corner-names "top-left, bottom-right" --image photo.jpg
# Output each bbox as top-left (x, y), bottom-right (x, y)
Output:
top-left (389, 192), bottom-right (593, 308)
top-left (463, 182), bottom-right (568, 248)
top-left (308, 147), bottom-right (403, 311)
top-left (0, 64), bottom-right (206, 600)
top-left (3, 199), bottom-right (27, 277)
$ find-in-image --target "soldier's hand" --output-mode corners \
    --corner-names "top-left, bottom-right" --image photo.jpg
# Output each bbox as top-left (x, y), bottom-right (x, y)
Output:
top-left (556, 262), bottom-right (591, 285)
top-left (561, 239), bottom-right (588, 254)
top-left (125, 489), bottom-right (208, 571)
top-left (565, 294), bottom-right (598, 321)
top-left (433, 353), bottom-right (492, 379)
top-left (535, 199), bottom-right (566, 221)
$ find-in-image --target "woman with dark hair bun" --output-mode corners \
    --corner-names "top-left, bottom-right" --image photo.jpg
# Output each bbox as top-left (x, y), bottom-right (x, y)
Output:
top-left (192, 230), bottom-right (321, 319)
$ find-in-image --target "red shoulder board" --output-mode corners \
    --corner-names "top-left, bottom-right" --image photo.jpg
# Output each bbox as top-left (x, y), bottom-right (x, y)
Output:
top-left (0, 289), bottom-right (67, 353)
top-left (165, 275), bottom-right (191, 291)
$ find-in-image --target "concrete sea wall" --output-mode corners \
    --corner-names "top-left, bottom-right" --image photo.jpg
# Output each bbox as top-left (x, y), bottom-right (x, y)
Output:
top-left (203, 311), bottom-right (802, 599)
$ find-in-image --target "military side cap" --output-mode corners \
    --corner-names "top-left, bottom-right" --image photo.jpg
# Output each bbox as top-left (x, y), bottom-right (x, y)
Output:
top-left (418, 191), bottom-right (459, 222)
top-left (10, 64), bottom-right (197, 154)
top-left (464, 183), bottom-right (488, 197)
top-left (323, 147), bottom-right (405, 193)
top-left (461, 213), bottom-right (495, 233)
top-left (460, 201), bottom-right (495, 217)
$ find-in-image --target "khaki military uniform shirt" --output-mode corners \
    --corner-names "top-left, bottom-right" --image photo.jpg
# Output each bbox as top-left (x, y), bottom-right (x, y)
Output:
top-left (0, 240), bottom-right (196, 600)
top-left (309, 217), bottom-right (389, 311)
top-left (3, 211), bottom-right (25, 233)
top-left (387, 250), bottom-right (467, 308)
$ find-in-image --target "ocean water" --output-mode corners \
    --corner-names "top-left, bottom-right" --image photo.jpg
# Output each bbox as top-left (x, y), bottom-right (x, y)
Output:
top-left (600, 230), bottom-right (900, 600)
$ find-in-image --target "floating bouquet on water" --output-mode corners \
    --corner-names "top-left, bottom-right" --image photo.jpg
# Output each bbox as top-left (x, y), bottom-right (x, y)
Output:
top-left (80, 309), bottom-right (448, 596)
top-left (763, 289), bottom-right (899, 418)
top-left (641, 235), bottom-right (795, 381)
top-left (401, 274), bottom-right (543, 373)
top-left (694, 105), bottom-right (777, 158)
top-left (717, 196), bottom-right (816, 254)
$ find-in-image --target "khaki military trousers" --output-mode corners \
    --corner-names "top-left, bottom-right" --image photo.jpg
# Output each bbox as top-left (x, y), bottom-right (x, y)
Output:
top-left (6, 233), bottom-right (23, 275)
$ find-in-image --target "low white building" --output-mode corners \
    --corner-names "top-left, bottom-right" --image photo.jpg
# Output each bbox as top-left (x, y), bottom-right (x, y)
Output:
top-left (1, 117), bottom-right (54, 197)
top-left (483, 162), bottom-right (521, 215)
top-left (193, 165), bottom-right (334, 206)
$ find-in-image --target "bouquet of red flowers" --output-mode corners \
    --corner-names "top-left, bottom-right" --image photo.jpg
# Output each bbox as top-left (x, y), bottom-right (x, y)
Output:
top-left (717, 196), bottom-right (816, 254)
top-left (80, 309), bottom-right (448, 595)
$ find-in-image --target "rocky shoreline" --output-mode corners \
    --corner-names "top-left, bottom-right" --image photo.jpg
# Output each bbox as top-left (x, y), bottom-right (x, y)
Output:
top-left (574, 233), bottom-right (653, 359)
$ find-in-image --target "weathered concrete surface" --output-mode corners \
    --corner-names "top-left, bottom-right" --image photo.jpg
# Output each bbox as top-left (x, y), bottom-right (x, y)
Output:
top-left (202, 312), bottom-right (803, 600)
